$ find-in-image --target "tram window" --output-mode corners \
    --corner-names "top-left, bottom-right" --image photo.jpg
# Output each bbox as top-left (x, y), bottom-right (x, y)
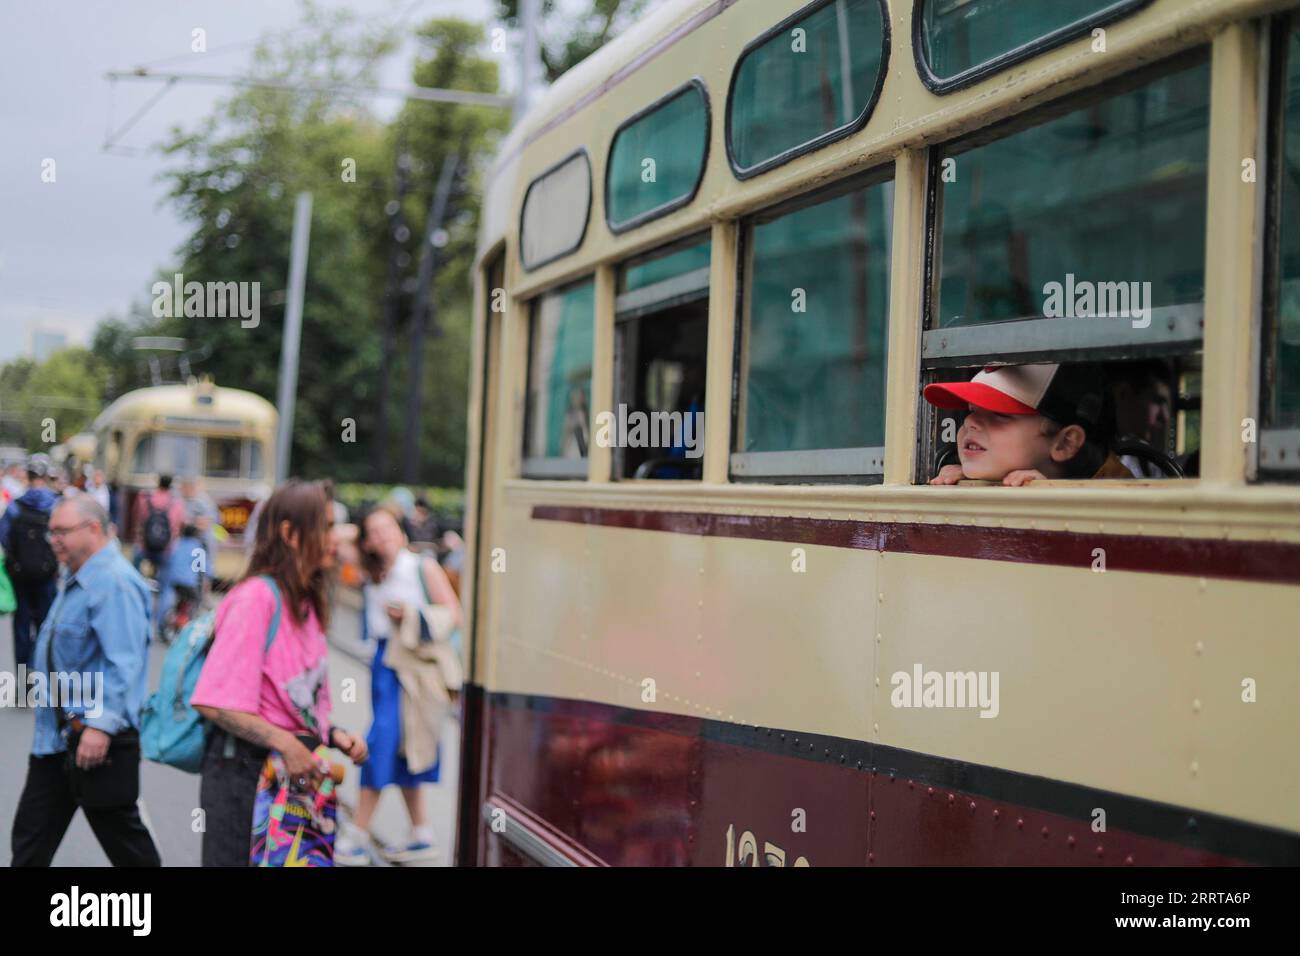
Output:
top-left (926, 357), bottom-right (1197, 484)
top-left (130, 432), bottom-right (201, 476)
top-left (606, 80), bottom-right (709, 233)
top-left (522, 279), bottom-right (596, 478)
top-left (1259, 16), bottom-right (1300, 479)
top-left (916, 0), bottom-right (1153, 94)
top-left (204, 437), bottom-right (242, 479)
top-left (727, 0), bottom-right (888, 179)
top-left (613, 237), bottom-right (710, 479)
top-left (520, 150), bottom-right (592, 271)
top-left (733, 174), bottom-right (892, 482)
top-left (248, 440), bottom-right (264, 479)
top-left (921, 53), bottom-right (1210, 482)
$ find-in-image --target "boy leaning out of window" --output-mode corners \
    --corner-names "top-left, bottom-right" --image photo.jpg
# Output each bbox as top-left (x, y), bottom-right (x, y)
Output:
top-left (925, 364), bottom-right (1132, 486)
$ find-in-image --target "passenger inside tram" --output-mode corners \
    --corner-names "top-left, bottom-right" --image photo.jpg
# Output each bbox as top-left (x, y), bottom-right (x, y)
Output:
top-left (926, 359), bottom-right (1198, 485)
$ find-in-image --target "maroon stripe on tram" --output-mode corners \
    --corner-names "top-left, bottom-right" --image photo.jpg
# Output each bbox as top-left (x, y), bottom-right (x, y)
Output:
top-left (531, 505), bottom-right (1300, 586)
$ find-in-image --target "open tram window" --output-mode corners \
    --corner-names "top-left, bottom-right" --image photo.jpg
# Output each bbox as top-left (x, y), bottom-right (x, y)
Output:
top-left (610, 236), bottom-right (710, 480)
top-left (920, 50), bottom-right (1210, 484)
top-left (733, 170), bottom-right (893, 483)
top-left (1258, 14), bottom-right (1300, 480)
top-left (522, 279), bottom-right (595, 479)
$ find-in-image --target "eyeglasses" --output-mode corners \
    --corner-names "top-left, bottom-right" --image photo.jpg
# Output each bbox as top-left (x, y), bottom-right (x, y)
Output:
top-left (46, 521), bottom-right (94, 541)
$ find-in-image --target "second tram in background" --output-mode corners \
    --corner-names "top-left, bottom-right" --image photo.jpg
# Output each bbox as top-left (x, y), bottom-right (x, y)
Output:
top-left (92, 377), bottom-right (276, 581)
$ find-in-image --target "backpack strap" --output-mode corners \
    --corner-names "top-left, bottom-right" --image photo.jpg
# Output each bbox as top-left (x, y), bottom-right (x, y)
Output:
top-left (258, 575), bottom-right (282, 652)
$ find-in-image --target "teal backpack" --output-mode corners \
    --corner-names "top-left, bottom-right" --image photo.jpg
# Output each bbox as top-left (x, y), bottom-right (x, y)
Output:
top-left (141, 576), bottom-right (281, 773)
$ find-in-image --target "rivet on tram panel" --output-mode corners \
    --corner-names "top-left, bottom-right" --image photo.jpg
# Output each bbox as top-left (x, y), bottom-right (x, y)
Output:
top-left (969, 801), bottom-right (976, 812)
top-left (1195, 640), bottom-right (1204, 655)
top-left (1067, 835), bottom-right (1076, 848)
top-left (1096, 846), bottom-right (1104, 858)
top-left (1124, 854), bottom-right (1135, 866)
top-left (695, 671), bottom-right (701, 679)
top-left (1192, 698), bottom-right (1201, 713)
top-left (992, 809), bottom-right (1000, 820)
top-left (875, 678), bottom-right (880, 687)
top-left (927, 786), bottom-right (935, 796)
top-left (1041, 826), bottom-right (1049, 838)
top-left (873, 722), bottom-right (880, 734)
top-left (1190, 760), bottom-right (1199, 776)
top-left (870, 810), bottom-right (876, 820)
top-left (1016, 818), bottom-right (1024, 830)
top-left (868, 852), bottom-right (875, 863)
top-left (947, 793), bottom-right (955, 803)
top-left (696, 633), bottom-right (703, 641)
top-left (876, 633), bottom-right (882, 643)
top-left (824, 747), bottom-right (832, 756)
top-left (878, 592), bottom-right (884, 603)
top-left (1198, 577), bottom-right (1207, 592)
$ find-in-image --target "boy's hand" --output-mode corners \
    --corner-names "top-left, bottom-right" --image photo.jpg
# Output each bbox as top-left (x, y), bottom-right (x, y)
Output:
top-left (1002, 469), bottom-right (1047, 487)
top-left (929, 464), bottom-right (966, 485)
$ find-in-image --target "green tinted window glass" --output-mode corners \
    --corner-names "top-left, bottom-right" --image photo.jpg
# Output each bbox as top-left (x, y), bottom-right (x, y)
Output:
top-left (919, 0), bottom-right (1149, 88)
top-left (743, 180), bottom-right (892, 452)
top-left (607, 84), bottom-right (708, 230)
top-left (728, 0), bottom-right (886, 176)
top-left (935, 58), bottom-right (1209, 328)
top-left (621, 239), bottom-right (711, 294)
top-left (1269, 25), bottom-right (1300, 428)
top-left (525, 281), bottom-right (595, 460)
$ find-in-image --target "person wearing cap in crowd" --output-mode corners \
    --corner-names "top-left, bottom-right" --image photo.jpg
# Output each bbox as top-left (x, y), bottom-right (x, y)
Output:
top-left (0, 454), bottom-right (62, 668)
top-left (925, 363), bottom-right (1132, 486)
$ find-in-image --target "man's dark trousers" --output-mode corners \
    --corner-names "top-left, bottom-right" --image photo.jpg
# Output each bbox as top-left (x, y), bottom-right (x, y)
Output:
top-left (11, 577), bottom-right (56, 670)
top-left (10, 749), bottom-right (162, 867)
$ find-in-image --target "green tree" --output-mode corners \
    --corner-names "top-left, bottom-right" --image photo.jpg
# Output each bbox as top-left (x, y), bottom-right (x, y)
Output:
top-left (496, 0), bottom-right (650, 81)
top-left (0, 348), bottom-right (109, 450)
top-left (153, 9), bottom-right (503, 486)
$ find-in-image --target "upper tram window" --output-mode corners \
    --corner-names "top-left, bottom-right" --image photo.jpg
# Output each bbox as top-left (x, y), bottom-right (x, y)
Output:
top-left (921, 52), bottom-right (1210, 483)
top-left (522, 279), bottom-right (596, 478)
top-left (916, 0), bottom-right (1155, 94)
top-left (520, 150), bottom-right (592, 271)
top-left (726, 0), bottom-right (889, 179)
top-left (1259, 15), bottom-right (1300, 479)
top-left (606, 80), bottom-right (710, 233)
top-left (734, 170), bottom-right (893, 482)
top-left (612, 236), bottom-right (711, 479)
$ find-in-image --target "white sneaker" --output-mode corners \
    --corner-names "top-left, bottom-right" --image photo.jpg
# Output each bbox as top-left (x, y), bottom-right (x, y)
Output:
top-left (380, 836), bottom-right (438, 864)
top-left (334, 832), bottom-right (373, 867)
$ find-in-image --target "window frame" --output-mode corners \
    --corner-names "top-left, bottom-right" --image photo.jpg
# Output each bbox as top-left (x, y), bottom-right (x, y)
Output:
top-left (917, 48), bottom-right (1213, 483)
top-left (724, 0), bottom-right (891, 181)
top-left (520, 276), bottom-right (597, 480)
top-left (730, 165), bottom-right (896, 483)
top-left (1257, 12), bottom-right (1300, 478)
top-left (912, 0), bottom-right (1156, 96)
top-left (604, 78), bottom-right (712, 235)
top-left (518, 148), bottom-right (593, 272)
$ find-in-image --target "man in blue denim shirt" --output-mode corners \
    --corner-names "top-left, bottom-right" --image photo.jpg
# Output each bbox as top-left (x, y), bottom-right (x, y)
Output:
top-left (10, 496), bottom-right (161, 866)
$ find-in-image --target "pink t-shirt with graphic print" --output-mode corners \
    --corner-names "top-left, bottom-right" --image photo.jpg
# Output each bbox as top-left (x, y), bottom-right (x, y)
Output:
top-left (190, 576), bottom-right (332, 741)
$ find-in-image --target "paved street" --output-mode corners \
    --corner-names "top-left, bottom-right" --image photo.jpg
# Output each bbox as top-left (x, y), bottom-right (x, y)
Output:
top-left (0, 590), bottom-right (459, 867)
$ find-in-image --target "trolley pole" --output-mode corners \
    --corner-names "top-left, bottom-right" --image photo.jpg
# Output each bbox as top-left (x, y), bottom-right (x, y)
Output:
top-left (275, 191), bottom-right (313, 483)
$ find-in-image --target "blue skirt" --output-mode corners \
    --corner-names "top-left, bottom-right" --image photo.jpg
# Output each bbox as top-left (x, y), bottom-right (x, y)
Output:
top-left (360, 638), bottom-right (441, 790)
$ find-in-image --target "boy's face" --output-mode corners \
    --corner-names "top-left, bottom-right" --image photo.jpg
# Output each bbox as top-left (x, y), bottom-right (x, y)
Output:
top-left (957, 407), bottom-right (1057, 480)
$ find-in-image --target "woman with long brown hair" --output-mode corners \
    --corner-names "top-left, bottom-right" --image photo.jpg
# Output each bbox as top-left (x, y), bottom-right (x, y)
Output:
top-left (192, 479), bottom-right (367, 866)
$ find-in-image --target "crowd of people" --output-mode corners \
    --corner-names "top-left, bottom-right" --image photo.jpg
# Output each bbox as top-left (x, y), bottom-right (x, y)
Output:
top-left (1, 462), bottom-right (466, 868)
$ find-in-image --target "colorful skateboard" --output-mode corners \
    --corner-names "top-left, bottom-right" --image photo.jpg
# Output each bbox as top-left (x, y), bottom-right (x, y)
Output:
top-left (250, 743), bottom-right (343, 867)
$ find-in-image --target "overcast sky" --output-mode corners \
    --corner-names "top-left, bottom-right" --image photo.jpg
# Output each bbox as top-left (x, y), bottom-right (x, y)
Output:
top-left (0, 0), bottom-right (510, 364)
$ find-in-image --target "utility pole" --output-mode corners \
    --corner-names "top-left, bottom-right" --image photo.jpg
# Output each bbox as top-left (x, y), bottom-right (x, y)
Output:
top-left (275, 191), bottom-right (313, 483)
top-left (400, 152), bottom-right (460, 484)
top-left (375, 151), bottom-right (413, 481)
top-left (514, 0), bottom-right (544, 123)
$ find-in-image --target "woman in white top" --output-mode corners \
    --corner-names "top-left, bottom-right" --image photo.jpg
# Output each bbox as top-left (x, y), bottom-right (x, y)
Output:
top-left (335, 505), bottom-right (462, 865)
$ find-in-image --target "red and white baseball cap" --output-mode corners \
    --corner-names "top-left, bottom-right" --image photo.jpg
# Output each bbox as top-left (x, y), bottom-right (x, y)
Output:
top-left (924, 364), bottom-right (1105, 427)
